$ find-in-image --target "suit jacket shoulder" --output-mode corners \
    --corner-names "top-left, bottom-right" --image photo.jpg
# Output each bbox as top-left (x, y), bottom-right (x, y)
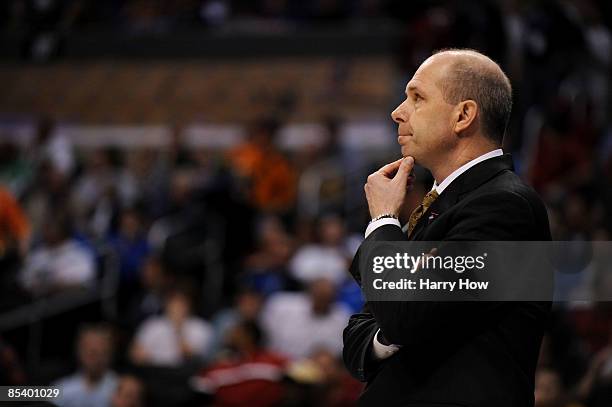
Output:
top-left (413, 154), bottom-right (552, 242)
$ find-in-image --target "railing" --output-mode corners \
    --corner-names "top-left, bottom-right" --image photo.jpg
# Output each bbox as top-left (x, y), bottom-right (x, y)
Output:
top-left (0, 244), bottom-right (120, 370)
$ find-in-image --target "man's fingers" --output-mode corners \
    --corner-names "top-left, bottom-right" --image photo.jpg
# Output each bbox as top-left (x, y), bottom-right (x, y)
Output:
top-left (378, 158), bottom-right (404, 177)
top-left (392, 156), bottom-right (415, 183)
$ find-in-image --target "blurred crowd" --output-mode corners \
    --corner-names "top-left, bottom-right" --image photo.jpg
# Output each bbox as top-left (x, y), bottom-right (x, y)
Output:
top-left (0, 110), bottom-right (609, 406)
top-left (0, 116), bottom-right (368, 407)
top-left (0, 0), bottom-right (612, 407)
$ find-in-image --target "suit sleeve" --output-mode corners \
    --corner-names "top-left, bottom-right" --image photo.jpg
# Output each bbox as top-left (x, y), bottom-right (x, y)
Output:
top-left (342, 302), bottom-right (380, 382)
top-left (342, 223), bottom-right (407, 381)
top-left (344, 190), bottom-right (539, 362)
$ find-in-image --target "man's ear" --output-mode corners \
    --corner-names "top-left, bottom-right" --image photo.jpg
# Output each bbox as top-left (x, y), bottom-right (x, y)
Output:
top-left (453, 100), bottom-right (478, 135)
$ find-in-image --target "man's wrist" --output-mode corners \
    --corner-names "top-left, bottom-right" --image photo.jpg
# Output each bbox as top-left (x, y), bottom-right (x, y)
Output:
top-left (365, 217), bottom-right (401, 238)
top-left (370, 213), bottom-right (399, 223)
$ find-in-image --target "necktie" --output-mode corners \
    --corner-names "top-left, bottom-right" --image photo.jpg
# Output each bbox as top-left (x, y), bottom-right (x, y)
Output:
top-left (407, 190), bottom-right (439, 237)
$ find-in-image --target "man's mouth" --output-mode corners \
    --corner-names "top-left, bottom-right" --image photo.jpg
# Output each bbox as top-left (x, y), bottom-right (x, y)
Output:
top-left (397, 133), bottom-right (412, 143)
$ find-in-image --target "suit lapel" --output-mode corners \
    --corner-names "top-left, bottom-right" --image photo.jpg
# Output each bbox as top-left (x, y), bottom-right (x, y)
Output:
top-left (409, 154), bottom-right (515, 241)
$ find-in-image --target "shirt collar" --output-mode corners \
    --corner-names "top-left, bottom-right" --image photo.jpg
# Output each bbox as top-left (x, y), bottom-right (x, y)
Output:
top-left (432, 149), bottom-right (503, 194)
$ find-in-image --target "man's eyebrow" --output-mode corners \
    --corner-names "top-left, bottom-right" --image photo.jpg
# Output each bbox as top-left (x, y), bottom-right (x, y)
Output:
top-left (404, 84), bottom-right (423, 96)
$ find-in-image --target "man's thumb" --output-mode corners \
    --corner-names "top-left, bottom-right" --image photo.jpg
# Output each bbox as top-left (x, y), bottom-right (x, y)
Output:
top-left (393, 156), bottom-right (415, 182)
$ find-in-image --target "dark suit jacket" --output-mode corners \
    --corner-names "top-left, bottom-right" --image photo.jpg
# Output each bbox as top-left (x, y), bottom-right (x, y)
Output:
top-left (343, 154), bottom-right (552, 407)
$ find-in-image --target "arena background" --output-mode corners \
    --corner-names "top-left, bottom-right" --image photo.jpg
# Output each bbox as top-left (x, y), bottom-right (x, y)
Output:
top-left (0, 1), bottom-right (611, 406)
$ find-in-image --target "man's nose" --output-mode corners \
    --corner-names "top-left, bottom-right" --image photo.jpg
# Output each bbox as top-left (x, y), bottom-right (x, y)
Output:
top-left (391, 104), bottom-right (405, 124)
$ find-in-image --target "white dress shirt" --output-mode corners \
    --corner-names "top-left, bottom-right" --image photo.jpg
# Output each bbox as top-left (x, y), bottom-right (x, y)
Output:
top-left (369, 148), bottom-right (503, 359)
top-left (54, 371), bottom-right (118, 407)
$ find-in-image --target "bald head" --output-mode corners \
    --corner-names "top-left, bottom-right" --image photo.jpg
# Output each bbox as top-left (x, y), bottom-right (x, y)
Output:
top-left (430, 49), bottom-right (512, 145)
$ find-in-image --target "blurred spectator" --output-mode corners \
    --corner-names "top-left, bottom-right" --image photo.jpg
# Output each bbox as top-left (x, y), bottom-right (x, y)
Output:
top-left (289, 213), bottom-right (351, 286)
top-left (296, 118), bottom-right (346, 219)
top-left (285, 348), bottom-right (363, 407)
top-left (71, 149), bottom-right (123, 238)
top-left (0, 139), bottom-right (33, 197)
top-left (575, 324), bottom-right (612, 406)
top-left (209, 288), bottom-right (264, 359)
top-left (120, 149), bottom-right (155, 204)
top-left (537, 323), bottom-right (588, 390)
top-left (228, 118), bottom-right (297, 212)
top-left (0, 185), bottom-right (30, 259)
top-left (54, 324), bottom-right (118, 407)
top-left (146, 169), bottom-right (213, 286)
top-left (568, 304), bottom-right (612, 356)
top-left (527, 103), bottom-right (595, 195)
top-left (242, 215), bottom-right (296, 296)
top-left (119, 148), bottom-right (177, 217)
top-left (130, 285), bottom-right (213, 367)
top-left (166, 124), bottom-right (193, 168)
top-left (124, 254), bottom-right (169, 327)
top-left (192, 320), bottom-right (287, 407)
top-left (261, 278), bottom-right (350, 359)
top-left (30, 117), bottom-right (74, 176)
top-left (336, 277), bottom-right (364, 314)
top-left (108, 208), bottom-right (151, 288)
top-left (22, 159), bottom-right (70, 241)
top-left (110, 374), bottom-right (145, 407)
top-left (19, 214), bottom-right (95, 296)
top-left (147, 169), bottom-right (195, 251)
top-left (0, 336), bottom-right (26, 385)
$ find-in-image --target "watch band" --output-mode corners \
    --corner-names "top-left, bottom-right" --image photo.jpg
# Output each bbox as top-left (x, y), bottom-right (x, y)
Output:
top-left (369, 213), bottom-right (399, 223)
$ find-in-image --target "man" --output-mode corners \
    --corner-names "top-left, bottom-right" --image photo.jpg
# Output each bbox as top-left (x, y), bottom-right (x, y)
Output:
top-left (19, 215), bottom-right (95, 296)
top-left (130, 285), bottom-right (213, 367)
top-left (343, 49), bottom-right (551, 406)
top-left (262, 278), bottom-right (350, 359)
top-left (54, 324), bottom-right (118, 407)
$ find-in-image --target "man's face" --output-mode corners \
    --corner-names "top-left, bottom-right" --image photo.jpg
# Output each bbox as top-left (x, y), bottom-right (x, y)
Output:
top-left (165, 294), bottom-right (190, 323)
top-left (78, 332), bottom-right (112, 378)
top-left (391, 55), bottom-right (457, 168)
top-left (309, 278), bottom-right (335, 314)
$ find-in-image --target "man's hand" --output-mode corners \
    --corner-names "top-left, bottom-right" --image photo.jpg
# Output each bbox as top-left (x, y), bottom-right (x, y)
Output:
top-left (365, 156), bottom-right (415, 218)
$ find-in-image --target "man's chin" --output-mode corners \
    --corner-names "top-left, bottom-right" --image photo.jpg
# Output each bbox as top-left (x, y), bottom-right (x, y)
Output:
top-left (401, 148), bottom-right (416, 161)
